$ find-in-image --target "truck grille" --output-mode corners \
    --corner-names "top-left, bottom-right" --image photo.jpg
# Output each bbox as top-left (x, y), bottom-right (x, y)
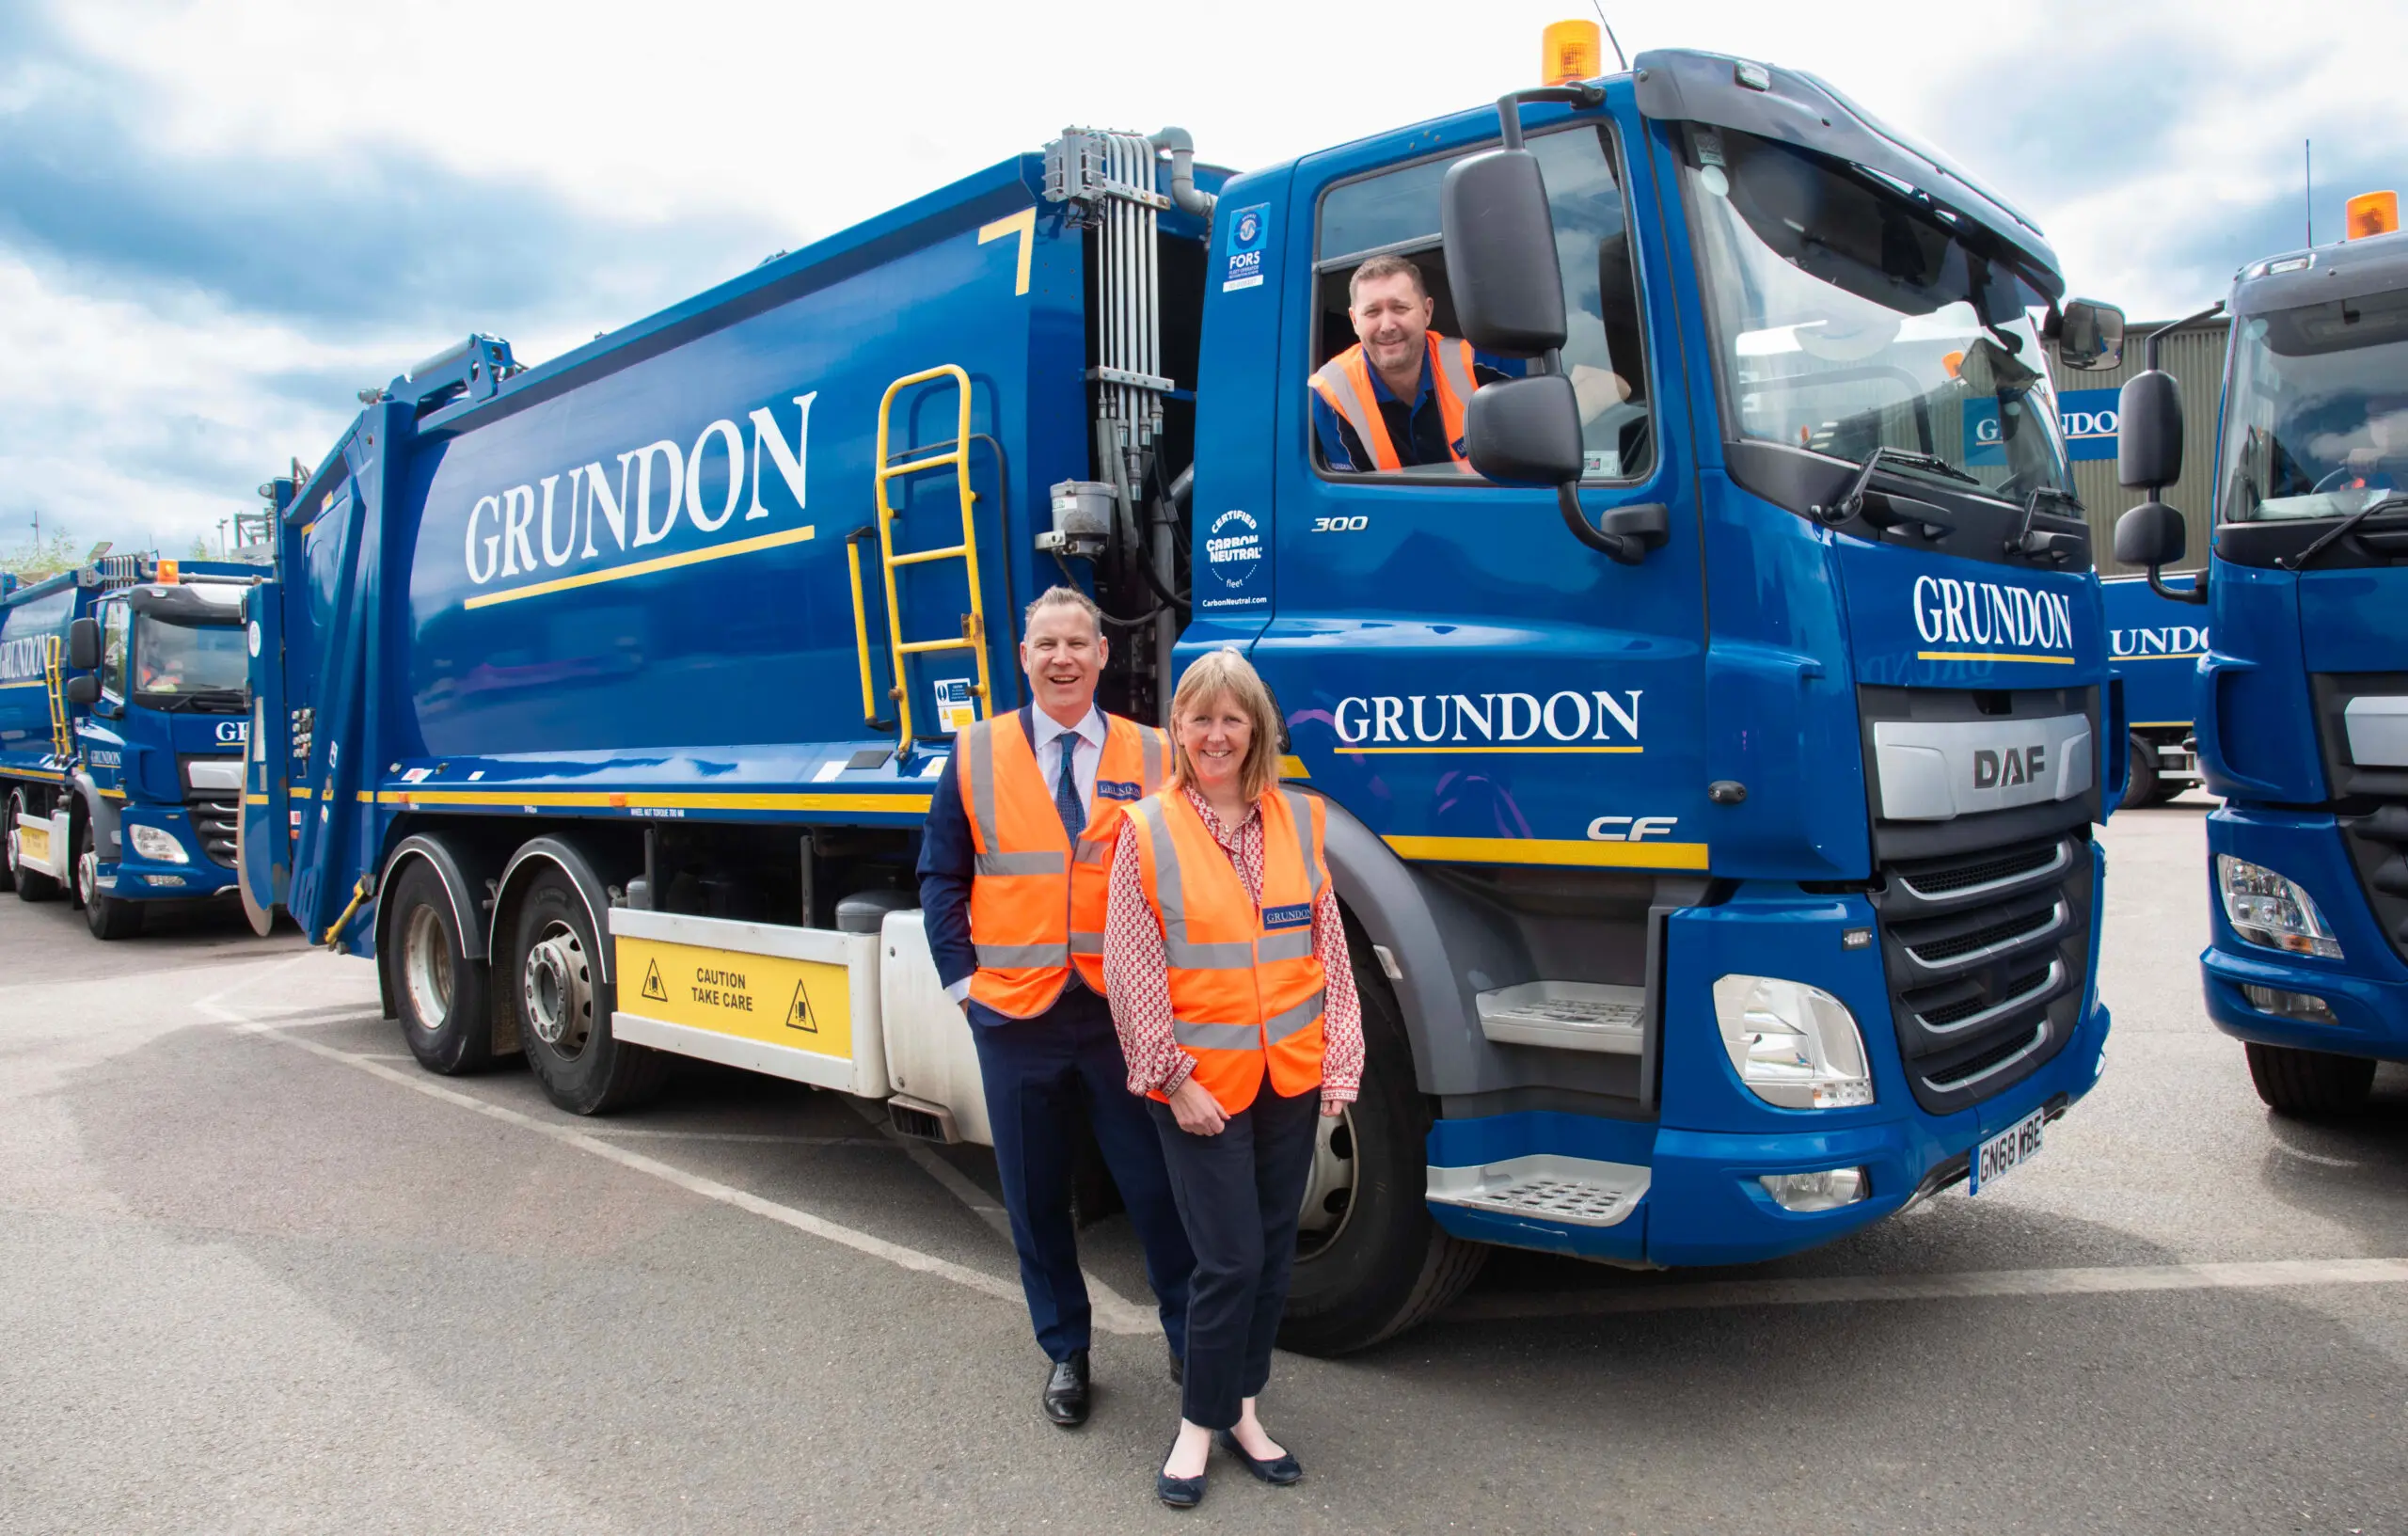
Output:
top-left (186, 791), bottom-right (241, 869)
top-left (2308, 673), bottom-right (2408, 963)
top-left (1870, 831), bottom-right (2090, 1114)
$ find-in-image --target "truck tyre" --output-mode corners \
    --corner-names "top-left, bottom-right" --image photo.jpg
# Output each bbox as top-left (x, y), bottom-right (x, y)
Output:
top-left (2124, 733), bottom-right (2162, 809)
top-left (509, 864), bottom-right (666, 1115)
top-left (384, 861), bottom-right (495, 1075)
top-left (1277, 941), bottom-right (1487, 1356)
top-left (2245, 1041), bottom-right (2376, 1116)
top-left (7, 790), bottom-right (61, 902)
top-left (76, 816), bottom-right (142, 940)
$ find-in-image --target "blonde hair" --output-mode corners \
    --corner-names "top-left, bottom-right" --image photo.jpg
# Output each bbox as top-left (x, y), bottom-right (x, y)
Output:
top-left (1165, 648), bottom-right (1283, 804)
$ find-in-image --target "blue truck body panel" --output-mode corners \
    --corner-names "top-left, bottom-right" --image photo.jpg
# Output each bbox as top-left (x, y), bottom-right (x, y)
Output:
top-left (2103, 574), bottom-right (2208, 731)
top-left (254, 65), bottom-right (2113, 1279)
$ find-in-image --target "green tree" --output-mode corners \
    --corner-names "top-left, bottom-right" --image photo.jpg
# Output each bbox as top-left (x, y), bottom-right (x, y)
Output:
top-left (1, 530), bottom-right (81, 582)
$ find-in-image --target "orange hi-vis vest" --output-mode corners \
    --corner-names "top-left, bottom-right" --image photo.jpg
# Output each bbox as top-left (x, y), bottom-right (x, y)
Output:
top-left (960, 709), bottom-right (1171, 1017)
top-left (1308, 330), bottom-right (1481, 471)
top-left (1124, 786), bottom-right (1330, 1113)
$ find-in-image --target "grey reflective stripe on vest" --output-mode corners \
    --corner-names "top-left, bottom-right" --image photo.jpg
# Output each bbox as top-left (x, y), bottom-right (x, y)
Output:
top-left (1071, 841), bottom-right (1112, 866)
top-left (1132, 797), bottom-right (1256, 971)
top-left (1069, 930), bottom-right (1103, 958)
top-left (1431, 337), bottom-right (1478, 411)
top-left (1263, 990), bottom-right (1325, 1045)
top-left (1277, 787), bottom-right (1323, 900)
top-left (1172, 1020), bottom-right (1263, 1053)
top-left (961, 719), bottom-right (1003, 855)
top-left (977, 941), bottom-right (1070, 968)
top-left (1309, 359), bottom-right (1385, 462)
top-left (1254, 927), bottom-right (1313, 962)
top-left (978, 850), bottom-right (1065, 876)
top-left (1139, 726), bottom-right (1168, 792)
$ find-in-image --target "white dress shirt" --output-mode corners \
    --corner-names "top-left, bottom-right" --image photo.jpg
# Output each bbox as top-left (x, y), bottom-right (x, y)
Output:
top-left (948, 704), bottom-right (1107, 1003)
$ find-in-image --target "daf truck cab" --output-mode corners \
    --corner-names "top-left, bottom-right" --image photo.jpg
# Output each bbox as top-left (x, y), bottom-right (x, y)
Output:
top-left (2115, 193), bottom-right (2408, 1113)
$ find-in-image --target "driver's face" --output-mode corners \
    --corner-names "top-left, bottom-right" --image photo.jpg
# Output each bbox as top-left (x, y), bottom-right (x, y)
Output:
top-left (1350, 273), bottom-right (1433, 377)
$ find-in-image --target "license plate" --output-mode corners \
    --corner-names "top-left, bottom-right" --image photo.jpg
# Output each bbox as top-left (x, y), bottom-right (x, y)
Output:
top-left (1969, 1107), bottom-right (2046, 1195)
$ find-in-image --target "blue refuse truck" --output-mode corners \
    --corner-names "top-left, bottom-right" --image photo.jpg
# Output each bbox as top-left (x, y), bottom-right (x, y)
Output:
top-left (2103, 572), bottom-right (2207, 805)
top-left (2, 554), bottom-right (260, 938)
top-left (250, 47), bottom-right (2132, 1350)
top-left (2114, 201), bottom-right (2408, 1114)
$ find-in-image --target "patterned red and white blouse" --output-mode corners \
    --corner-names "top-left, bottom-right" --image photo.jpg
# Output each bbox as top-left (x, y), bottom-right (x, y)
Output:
top-left (1102, 784), bottom-right (1364, 1112)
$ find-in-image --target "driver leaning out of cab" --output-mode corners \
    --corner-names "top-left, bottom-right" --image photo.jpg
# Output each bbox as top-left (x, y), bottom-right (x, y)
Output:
top-left (1311, 256), bottom-right (1513, 473)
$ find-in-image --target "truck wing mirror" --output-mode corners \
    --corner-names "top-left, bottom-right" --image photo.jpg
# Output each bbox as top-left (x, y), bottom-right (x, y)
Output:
top-left (1439, 150), bottom-right (1568, 356)
top-left (68, 616), bottom-right (99, 672)
top-left (2117, 370), bottom-right (2184, 489)
top-left (1464, 375), bottom-right (1585, 484)
top-left (2055, 299), bottom-right (2126, 372)
top-left (65, 673), bottom-right (99, 705)
top-left (2113, 500), bottom-right (2207, 605)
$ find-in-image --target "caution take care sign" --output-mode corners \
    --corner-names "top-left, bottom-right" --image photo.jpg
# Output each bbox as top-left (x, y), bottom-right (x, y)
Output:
top-left (614, 935), bottom-right (852, 1061)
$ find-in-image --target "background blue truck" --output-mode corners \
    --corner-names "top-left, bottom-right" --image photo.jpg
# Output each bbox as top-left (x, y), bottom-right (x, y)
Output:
top-left (246, 47), bottom-right (2134, 1351)
top-left (2114, 195), bottom-right (2408, 1114)
top-left (1, 554), bottom-right (259, 938)
top-left (2103, 572), bottom-right (2207, 805)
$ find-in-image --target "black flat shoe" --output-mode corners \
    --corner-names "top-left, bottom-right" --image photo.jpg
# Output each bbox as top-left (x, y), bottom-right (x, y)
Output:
top-left (1041, 1351), bottom-right (1090, 1428)
top-left (1157, 1442), bottom-right (1207, 1510)
top-left (1216, 1430), bottom-right (1302, 1486)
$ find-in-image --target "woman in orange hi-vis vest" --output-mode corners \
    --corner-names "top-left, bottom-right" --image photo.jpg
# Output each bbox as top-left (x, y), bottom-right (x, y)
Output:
top-left (1103, 647), bottom-right (1365, 1509)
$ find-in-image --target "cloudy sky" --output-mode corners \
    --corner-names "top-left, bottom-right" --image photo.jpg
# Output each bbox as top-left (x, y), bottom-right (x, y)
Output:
top-left (4, 0), bottom-right (2402, 557)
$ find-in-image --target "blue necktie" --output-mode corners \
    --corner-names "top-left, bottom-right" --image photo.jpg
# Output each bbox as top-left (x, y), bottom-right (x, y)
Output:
top-left (1054, 733), bottom-right (1085, 840)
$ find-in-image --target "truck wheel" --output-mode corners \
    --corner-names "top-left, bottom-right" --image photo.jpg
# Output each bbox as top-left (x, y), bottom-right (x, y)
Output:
top-left (7, 790), bottom-right (61, 902)
top-left (77, 816), bottom-right (141, 940)
top-left (383, 861), bottom-right (495, 1075)
top-left (509, 864), bottom-right (666, 1115)
top-left (1277, 941), bottom-right (1486, 1356)
top-left (2245, 1042), bottom-right (2375, 1116)
top-left (2124, 733), bottom-right (2162, 809)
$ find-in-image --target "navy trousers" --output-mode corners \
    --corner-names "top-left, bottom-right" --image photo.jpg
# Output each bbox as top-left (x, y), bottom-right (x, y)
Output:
top-left (1147, 1083), bottom-right (1322, 1432)
top-left (969, 985), bottom-right (1196, 1363)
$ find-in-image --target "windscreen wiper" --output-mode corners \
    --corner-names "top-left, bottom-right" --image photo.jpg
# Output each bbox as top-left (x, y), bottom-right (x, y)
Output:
top-left (1814, 446), bottom-right (1980, 527)
top-left (2279, 493), bottom-right (2408, 571)
top-left (188, 687), bottom-right (248, 711)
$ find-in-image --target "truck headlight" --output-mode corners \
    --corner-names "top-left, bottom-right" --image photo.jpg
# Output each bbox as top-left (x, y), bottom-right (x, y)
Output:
top-left (1712, 975), bottom-right (1875, 1109)
top-left (2216, 855), bottom-right (2341, 958)
top-left (127, 823), bottom-right (188, 863)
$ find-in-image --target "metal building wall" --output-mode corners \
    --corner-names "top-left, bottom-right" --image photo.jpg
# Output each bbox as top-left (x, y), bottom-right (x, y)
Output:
top-left (2047, 316), bottom-right (2229, 577)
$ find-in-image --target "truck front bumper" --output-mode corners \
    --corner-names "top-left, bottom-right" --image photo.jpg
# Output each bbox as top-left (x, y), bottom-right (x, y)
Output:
top-left (103, 808), bottom-right (240, 900)
top-left (2201, 806), bottom-right (2408, 1060)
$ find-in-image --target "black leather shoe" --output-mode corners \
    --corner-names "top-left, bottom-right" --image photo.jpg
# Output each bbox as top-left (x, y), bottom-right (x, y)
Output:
top-left (1157, 1442), bottom-right (1206, 1510)
top-left (1041, 1351), bottom-right (1090, 1428)
top-left (1167, 1343), bottom-right (1183, 1386)
top-left (1217, 1429), bottom-right (1302, 1486)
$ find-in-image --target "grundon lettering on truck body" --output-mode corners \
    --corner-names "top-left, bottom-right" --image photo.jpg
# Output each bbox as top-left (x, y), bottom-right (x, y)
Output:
top-left (1332, 689), bottom-right (1643, 750)
top-left (461, 392), bottom-right (819, 608)
top-left (1910, 576), bottom-right (2078, 660)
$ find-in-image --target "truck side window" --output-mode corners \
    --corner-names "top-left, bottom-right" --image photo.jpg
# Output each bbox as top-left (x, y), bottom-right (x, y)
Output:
top-left (1311, 124), bottom-right (1652, 481)
top-left (100, 604), bottom-right (129, 701)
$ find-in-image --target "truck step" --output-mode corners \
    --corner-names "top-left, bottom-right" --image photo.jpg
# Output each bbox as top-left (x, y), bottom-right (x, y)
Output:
top-left (1474, 981), bottom-right (1644, 1054)
top-left (1426, 1153), bottom-right (1649, 1228)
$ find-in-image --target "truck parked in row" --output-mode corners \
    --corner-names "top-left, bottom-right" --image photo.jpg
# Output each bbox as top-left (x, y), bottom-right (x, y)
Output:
top-left (2104, 573), bottom-right (2207, 805)
top-left (248, 45), bottom-right (2131, 1350)
top-left (2, 555), bottom-right (259, 937)
top-left (2115, 191), bottom-right (2408, 1114)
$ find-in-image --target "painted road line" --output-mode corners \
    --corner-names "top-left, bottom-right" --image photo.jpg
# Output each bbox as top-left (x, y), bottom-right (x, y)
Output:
top-left (1443, 1258), bottom-right (2408, 1322)
top-left (206, 1006), bottom-right (1139, 1329)
top-left (845, 1098), bottom-right (1156, 1337)
top-left (585, 1128), bottom-right (902, 1148)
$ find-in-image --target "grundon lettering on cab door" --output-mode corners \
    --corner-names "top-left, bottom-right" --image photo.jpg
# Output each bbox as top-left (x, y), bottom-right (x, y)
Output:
top-left (461, 393), bottom-right (818, 592)
top-left (1333, 689), bottom-right (1643, 747)
top-left (1911, 575), bottom-right (2076, 654)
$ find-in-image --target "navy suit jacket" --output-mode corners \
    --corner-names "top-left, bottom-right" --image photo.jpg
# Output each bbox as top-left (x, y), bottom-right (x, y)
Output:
top-left (916, 705), bottom-right (1111, 1030)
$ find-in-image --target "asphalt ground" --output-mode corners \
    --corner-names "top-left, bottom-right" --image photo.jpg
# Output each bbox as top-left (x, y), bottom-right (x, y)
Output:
top-left (3, 798), bottom-right (2405, 1534)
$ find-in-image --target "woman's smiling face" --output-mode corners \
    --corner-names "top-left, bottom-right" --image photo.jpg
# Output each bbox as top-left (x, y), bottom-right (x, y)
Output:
top-left (1177, 689), bottom-right (1252, 797)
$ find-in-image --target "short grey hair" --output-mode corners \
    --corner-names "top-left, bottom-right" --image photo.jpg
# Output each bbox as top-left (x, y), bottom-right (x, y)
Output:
top-left (1023, 584), bottom-right (1104, 636)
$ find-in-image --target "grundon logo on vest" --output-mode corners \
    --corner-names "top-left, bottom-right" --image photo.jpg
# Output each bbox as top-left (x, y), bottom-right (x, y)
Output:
top-left (459, 392), bottom-right (818, 601)
top-left (1911, 576), bottom-right (2077, 655)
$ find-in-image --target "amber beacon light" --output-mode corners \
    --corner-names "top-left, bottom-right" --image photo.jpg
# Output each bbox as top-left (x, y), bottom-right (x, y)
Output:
top-left (1543, 19), bottom-right (1602, 86)
top-left (2346, 191), bottom-right (2400, 241)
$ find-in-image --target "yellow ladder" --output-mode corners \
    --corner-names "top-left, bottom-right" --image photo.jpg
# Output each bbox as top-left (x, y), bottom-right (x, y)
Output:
top-left (41, 636), bottom-right (71, 761)
top-left (865, 364), bottom-right (993, 750)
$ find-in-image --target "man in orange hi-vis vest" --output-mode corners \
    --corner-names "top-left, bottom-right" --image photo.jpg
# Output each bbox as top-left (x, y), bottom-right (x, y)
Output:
top-left (1309, 254), bottom-right (1512, 472)
top-left (916, 586), bottom-right (1195, 1431)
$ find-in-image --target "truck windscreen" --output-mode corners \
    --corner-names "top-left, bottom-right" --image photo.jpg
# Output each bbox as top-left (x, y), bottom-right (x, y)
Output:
top-left (1685, 125), bottom-right (2073, 507)
top-left (2220, 286), bottom-right (2408, 523)
top-left (134, 615), bottom-right (247, 709)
